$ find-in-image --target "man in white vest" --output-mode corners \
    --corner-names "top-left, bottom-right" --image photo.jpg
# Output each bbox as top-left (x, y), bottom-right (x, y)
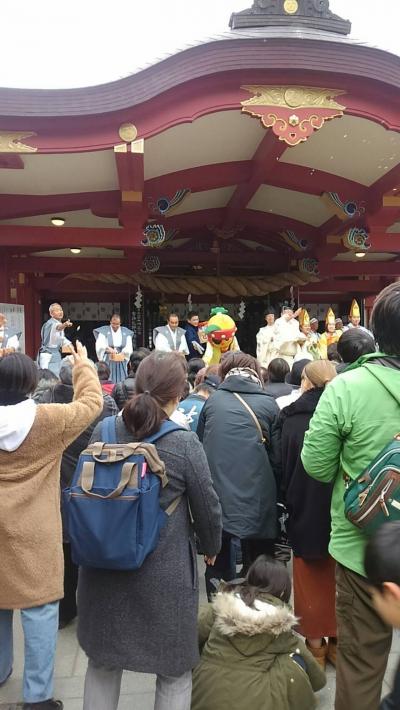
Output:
top-left (153, 313), bottom-right (189, 355)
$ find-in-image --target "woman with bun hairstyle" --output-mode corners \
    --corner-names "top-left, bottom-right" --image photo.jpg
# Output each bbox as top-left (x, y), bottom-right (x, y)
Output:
top-left (191, 555), bottom-right (326, 710)
top-left (280, 360), bottom-right (337, 669)
top-left (77, 350), bottom-right (222, 710)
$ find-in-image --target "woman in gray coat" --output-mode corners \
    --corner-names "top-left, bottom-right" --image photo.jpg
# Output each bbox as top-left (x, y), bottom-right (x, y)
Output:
top-left (77, 352), bottom-right (222, 710)
top-left (198, 352), bottom-right (281, 598)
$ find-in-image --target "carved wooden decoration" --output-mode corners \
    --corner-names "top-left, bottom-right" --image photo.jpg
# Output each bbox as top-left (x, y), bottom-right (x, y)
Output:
top-left (241, 85), bottom-right (346, 146)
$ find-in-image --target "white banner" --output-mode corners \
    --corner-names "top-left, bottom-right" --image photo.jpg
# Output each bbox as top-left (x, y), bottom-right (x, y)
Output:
top-left (0, 303), bottom-right (25, 353)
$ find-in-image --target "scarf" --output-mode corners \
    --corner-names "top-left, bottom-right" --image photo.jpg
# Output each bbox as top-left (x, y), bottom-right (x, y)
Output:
top-left (224, 367), bottom-right (263, 388)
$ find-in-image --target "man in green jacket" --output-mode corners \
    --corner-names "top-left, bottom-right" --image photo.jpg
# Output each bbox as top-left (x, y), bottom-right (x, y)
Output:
top-left (301, 282), bottom-right (400, 710)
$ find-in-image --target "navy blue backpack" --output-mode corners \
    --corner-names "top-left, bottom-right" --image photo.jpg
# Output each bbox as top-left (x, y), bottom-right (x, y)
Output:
top-left (63, 416), bottom-right (183, 570)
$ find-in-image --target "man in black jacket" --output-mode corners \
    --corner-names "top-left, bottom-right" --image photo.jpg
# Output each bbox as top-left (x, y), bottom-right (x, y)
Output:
top-left (185, 311), bottom-right (205, 360)
top-left (198, 352), bottom-right (281, 598)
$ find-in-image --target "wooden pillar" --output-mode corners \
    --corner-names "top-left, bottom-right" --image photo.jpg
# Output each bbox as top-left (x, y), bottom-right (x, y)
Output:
top-left (8, 272), bottom-right (42, 357)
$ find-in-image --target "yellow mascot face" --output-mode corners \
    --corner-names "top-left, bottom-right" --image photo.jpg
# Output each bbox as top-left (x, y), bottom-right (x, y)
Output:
top-left (205, 307), bottom-right (237, 354)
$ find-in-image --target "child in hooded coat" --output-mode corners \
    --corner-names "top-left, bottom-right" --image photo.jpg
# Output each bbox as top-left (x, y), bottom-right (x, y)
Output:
top-left (191, 556), bottom-right (326, 710)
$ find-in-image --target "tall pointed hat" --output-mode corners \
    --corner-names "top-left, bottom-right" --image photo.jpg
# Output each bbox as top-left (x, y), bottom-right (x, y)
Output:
top-left (349, 299), bottom-right (360, 319)
top-left (299, 309), bottom-right (310, 328)
top-left (325, 307), bottom-right (336, 328)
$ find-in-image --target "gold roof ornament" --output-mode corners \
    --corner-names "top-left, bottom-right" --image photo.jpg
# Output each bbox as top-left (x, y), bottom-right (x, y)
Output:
top-left (241, 86), bottom-right (346, 146)
top-left (284, 0), bottom-right (298, 14)
top-left (299, 308), bottom-right (310, 328)
top-left (350, 299), bottom-right (361, 319)
top-left (118, 123), bottom-right (138, 143)
top-left (325, 307), bottom-right (336, 328)
top-left (0, 131), bottom-right (37, 153)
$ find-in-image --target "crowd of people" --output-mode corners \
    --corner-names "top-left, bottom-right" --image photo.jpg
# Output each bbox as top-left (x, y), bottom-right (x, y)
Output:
top-left (1, 282), bottom-right (400, 710)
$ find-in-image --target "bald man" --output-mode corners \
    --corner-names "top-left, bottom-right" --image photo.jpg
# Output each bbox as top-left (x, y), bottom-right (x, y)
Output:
top-left (39, 303), bottom-right (73, 375)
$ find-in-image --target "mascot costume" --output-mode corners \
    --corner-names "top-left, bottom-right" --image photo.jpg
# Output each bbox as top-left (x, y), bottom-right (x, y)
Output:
top-left (202, 307), bottom-right (240, 366)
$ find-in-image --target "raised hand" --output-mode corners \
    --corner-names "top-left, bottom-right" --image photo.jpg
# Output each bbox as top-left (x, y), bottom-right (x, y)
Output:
top-left (69, 340), bottom-right (88, 364)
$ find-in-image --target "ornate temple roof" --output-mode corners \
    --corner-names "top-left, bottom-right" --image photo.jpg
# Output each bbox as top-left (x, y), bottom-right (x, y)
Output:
top-left (230, 0), bottom-right (351, 35)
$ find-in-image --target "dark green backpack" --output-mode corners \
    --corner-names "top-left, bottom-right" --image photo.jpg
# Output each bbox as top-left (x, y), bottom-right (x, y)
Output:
top-left (344, 434), bottom-right (400, 535)
top-left (343, 360), bottom-right (400, 535)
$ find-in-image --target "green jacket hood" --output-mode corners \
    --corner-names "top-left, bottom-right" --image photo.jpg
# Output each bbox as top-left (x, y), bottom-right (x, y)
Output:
top-left (347, 353), bottom-right (400, 405)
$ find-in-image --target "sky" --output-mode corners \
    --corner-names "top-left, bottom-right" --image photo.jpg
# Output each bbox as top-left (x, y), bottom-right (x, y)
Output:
top-left (0, 0), bottom-right (398, 89)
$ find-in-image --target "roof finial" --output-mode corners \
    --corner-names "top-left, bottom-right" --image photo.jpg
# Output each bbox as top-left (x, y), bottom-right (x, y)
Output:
top-left (230, 0), bottom-right (351, 35)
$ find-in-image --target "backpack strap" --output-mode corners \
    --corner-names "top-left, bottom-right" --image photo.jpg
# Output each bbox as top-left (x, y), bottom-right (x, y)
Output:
top-left (101, 415), bottom-right (118, 444)
top-left (233, 392), bottom-right (267, 444)
top-left (145, 419), bottom-right (184, 444)
top-left (146, 420), bottom-right (185, 516)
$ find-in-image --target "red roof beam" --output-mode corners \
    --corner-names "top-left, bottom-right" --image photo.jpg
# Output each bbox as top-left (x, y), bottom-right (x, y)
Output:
top-left (145, 161), bottom-right (367, 201)
top-left (300, 278), bottom-right (385, 294)
top-left (0, 225), bottom-right (141, 248)
top-left (0, 191), bottom-right (120, 221)
top-left (319, 261), bottom-right (400, 277)
top-left (115, 141), bottom-right (147, 230)
top-left (12, 251), bottom-right (289, 274)
top-left (223, 131), bottom-right (287, 230)
top-left (145, 162), bottom-right (253, 197)
top-left (267, 163), bottom-right (368, 201)
top-left (240, 209), bottom-right (318, 241)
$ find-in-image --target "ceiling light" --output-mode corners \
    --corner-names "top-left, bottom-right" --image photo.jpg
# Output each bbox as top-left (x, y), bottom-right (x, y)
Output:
top-left (70, 248), bottom-right (81, 254)
top-left (51, 217), bottom-right (65, 226)
top-left (355, 252), bottom-right (366, 258)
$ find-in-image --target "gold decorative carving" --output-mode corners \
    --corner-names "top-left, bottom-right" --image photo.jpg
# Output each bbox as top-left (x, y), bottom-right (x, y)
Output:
top-left (118, 123), bottom-right (138, 143)
top-left (242, 86), bottom-right (345, 111)
top-left (284, 0), bottom-right (298, 14)
top-left (131, 139), bottom-right (144, 155)
top-left (241, 86), bottom-right (346, 146)
top-left (0, 131), bottom-right (37, 153)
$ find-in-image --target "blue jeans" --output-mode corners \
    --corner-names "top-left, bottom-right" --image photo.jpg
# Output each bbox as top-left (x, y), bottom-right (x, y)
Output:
top-left (0, 602), bottom-right (59, 703)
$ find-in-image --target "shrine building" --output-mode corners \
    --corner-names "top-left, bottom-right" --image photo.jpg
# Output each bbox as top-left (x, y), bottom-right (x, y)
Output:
top-left (0, 0), bottom-right (400, 355)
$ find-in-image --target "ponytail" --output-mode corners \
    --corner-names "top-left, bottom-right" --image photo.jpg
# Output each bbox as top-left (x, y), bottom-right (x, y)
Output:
top-left (121, 351), bottom-right (187, 439)
top-left (122, 392), bottom-right (165, 440)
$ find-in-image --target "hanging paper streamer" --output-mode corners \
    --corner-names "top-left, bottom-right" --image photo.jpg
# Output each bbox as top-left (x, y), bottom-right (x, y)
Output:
top-left (132, 285), bottom-right (143, 348)
top-left (290, 286), bottom-right (295, 310)
top-left (134, 285), bottom-right (143, 310)
top-left (238, 300), bottom-right (246, 320)
top-left (187, 293), bottom-right (192, 309)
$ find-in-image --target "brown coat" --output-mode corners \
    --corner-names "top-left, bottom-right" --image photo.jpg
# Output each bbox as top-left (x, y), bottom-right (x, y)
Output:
top-left (0, 361), bottom-right (103, 609)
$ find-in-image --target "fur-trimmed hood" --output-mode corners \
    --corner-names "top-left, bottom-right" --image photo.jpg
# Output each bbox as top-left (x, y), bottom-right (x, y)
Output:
top-left (212, 592), bottom-right (297, 637)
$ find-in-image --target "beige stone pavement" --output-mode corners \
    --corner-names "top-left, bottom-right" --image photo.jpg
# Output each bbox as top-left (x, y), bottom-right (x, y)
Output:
top-left (1, 562), bottom-right (399, 710)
